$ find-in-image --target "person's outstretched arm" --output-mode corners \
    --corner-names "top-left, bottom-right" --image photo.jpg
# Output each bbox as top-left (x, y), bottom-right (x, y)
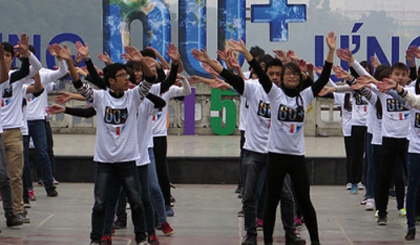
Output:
top-left (75, 41), bottom-right (106, 89)
top-left (146, 93), bottom-right (166, 109)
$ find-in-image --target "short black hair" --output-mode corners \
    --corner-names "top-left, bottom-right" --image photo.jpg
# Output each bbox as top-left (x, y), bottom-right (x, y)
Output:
top-left (249, 46), bottom-right (265, 61)
top-left (103, 63), bottom-right (127, 88)
top-left (265, 58), bottom-right (283, 73)
top-left (126, 67), bottom-right (137, 85)
top-left (377, 68), bottom-right (392, 81)
top-left (391, 62), bottom-right (408, 73)
top-left (140, 49), bottom-right (156, 59)
top-left (373, 65), bottom-right (390, 80)
top-left (1, 42), bottom-right (14, 57)
top-left (126, 60), bottom-right (142, 71)
top-left (28, 45), bottom-right (36, 55)
top-left (259, 54), bottom-right (274, 66)
top-left (360, 61), bottom-right (372, 75)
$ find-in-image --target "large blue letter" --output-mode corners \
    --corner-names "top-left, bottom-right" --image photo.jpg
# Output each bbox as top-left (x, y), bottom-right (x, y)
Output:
top-left (251, 0), bottom-right (306, 42)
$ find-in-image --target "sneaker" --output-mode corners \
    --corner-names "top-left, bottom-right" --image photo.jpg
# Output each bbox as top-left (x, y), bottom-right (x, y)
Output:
top-left (350, 184), bottom-right (357, 194)
top-left (113, 219), bottom-right (127, 229)
top-left (165, 205), bottom-right (174, 217)
top-left (238, 192), bottom-right (243, 199)
top-left (256, 218), bottom-right (263, 231)
top-left (53, 178), bottom-right (59, 186)
top-left (90, 243), bottom-right (101, 245)
top-left (405, 228), bottom-right (416, 240)
top-left (46, 187), bottom-right (58, 197)
top-left (148, 234), bottom-right (159, 244)
top-left (161, 221), bottom-right (174, 236)
top-left (6, 215), bottom-right (24, 227)
top-left (375, 210), bottom-right (379, 218)
top-left (24, 202), bottom-right (31, 209)
top-left (295, 216), bottom-right (303, 227)
top-left (377, 216), bottom-right (387, 226)
top-left (137, 239), bottom-right (149, 245)
top-left (346, 183), bottom-right (352, 190)
top-left (237, 209), bottom-right (244, 217)
top-left (398, 208), bottom-right (407, 217)
top-left (235, 187), bottom-right (242, 194)
top-left (101, 235), bottom-right (112, 244)
top-left (38, 179), bottom-right (43, 186)
top-left (170, 195), bottom-right (176, 204)
top-left (365, 199), bottom-right (375, 211)
top-left (360, 197), bottom-right (368, 205)
top-left (285, 231), bottom-right (306, 245)
top-left (241, 233), bottom-right (257, 245)
top-left (19, 213), bottom-right (30, 224)
top-left (389, 188), bottom-right (396, 198)
top-left (28, 190), bottom-right (36, 201)
top-left (357, 182), bottom-right (365, 190)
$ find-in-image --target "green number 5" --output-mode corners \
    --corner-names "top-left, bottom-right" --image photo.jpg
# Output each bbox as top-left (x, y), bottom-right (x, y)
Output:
top-left (210, 88), bottom-right (237, 135)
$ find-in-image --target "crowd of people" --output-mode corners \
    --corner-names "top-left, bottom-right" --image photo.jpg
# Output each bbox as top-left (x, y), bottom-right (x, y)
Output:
top-left (0, 30), bottom-right (420, 245)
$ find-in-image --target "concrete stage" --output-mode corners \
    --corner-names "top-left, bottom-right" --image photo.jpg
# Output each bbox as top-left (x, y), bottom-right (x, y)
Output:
top-left (49, 135), bottom-right (347, 185)
top-left (0, 184), bottom-right (412, 245)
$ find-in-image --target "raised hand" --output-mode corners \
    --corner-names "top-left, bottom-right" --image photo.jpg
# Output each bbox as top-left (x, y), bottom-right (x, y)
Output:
top-left (202, 62), bottom-right (219, 77)
top-left (356, 75), bottom-right (376, 85)
top-left (187, 76), bottom-right (202, 84)
top-left (46, 104), bottom-right (65, 115)
top-left (333, 65), bottom-right (352, 80)
top-left (409, 45), bottom-right (420, 59)
top-left (217, 50), bottom-right (229, 62)
top-left (18, 33), bottom-right (30, 57)
top-left (297, 59), bottom-right (307, 73)
top-left (53, 44), bottom-right (72, 61)
top-left (273, 50), bottom-right (290, 63)
top-left (307, 63), bottom-right (314, 73)
top-left (227, 57), bottom-right (240, 69)
top-left (97, 52), bottom-right (113, 64)
top-left (47, 45), bottom-right (58, 57)
top-left (336, 48), bottom-right (354, 63)
top-left (54, 91), bottom-right (73, 104)
top-left (377, 78), bottom-right (397, 92)
top-left (370, 56), bottom-right (380, 69)
top-left (124, 46), bottom-right (143, 63)
top-left (75, 41), bottom-right (89, 58)
top-left (318, 86), bottom-right (336, 96)
top-left (406, 48), bottom-right (415, 65)
top-left (313, 66), bottom-right (323, 75)
top-left (191, 48), bottom-right (211, 63)
top-left (228, 39), bottom-right (247, 54)
top-left (326, 31), bottom-right (336, 51)
top-left (0, 44), bottom-right (4, 58)
top-left (209, 78), bottom-right (231, 91)
top-left (287, 50), bottom-right (298, 63)
top-left (166, 43), bottom-right (181, 64)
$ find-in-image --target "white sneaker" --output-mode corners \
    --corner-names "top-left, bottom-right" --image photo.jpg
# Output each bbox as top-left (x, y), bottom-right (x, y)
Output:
top-left (365, 199), bottom-right (375, 211)
top-left (398, 208), bottom-right (406, 217)
top-left (357, 182), bottom-right (365, 190)
top-left (346, 183), bottom-right (352, 190)
top-left (360, 197), bottom-right (368, 205)
top-left (375, 210), bottom-right (379, 218)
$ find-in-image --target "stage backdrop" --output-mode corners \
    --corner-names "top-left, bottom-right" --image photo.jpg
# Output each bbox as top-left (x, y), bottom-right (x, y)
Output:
top-left (1, 0), bottom-right (419, 135)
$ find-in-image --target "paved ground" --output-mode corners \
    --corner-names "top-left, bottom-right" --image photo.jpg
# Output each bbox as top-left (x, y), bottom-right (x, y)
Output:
top-left (0, 184), bottom-right (415, 245)
top-left (52, 135), bottom-right (346, 158)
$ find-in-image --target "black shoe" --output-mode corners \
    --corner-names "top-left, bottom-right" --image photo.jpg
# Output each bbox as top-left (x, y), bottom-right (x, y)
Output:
top-left (286, 231), bottom-right (306, 245)
top-left (377, 216), bottom-right (387, 226)
top-left (114, 219), bottom-right (127, 229)
top-left (311, 242), bottom-right (321, 245)
top-left (170, 195), bottom-right (176, 204)
top-left (46, 187), bottom-right (58, 197)
top-left (6, 215), bottom-right (24, 227)
top-left (405, 228), bottom-right (416, 240)
top-left (235, 187), bottom-right (242, 194)
top-left (242, 234), bottom-right (257, 245)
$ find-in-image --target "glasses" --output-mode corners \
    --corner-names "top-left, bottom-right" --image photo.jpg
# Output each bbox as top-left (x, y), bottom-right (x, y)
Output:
top-left (115, 73), bottom-right (130, 79)
top-left (284, 72), bottom-right (300, 77)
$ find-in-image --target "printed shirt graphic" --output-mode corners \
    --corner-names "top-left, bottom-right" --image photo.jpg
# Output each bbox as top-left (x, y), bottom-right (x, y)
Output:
top-left (1, 72), bottom-right (25, 129)
top-left (350, 92), bottom-right (369, 126)
top-left (378, 91), bottom-right (410, 138)
top-left (242, 80), bottom-right (271, 153)
top-left (267, 85), bottom-right (314, 156)
top-left (89, 87), bottom-right (144, 163)
top-left (333, 93), bottom-right (352, 137)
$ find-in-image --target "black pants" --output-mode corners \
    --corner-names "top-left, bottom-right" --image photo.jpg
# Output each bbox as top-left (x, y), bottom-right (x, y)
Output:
top-left (263, 153), bottom-right (319, 243)
top-left (44, 121), bottom-right (56, 177)
top-left (344, 136), bottom-right (352, 184)
top-left (153, 136), bottom-right (171, 206)
top-left (238, 130), bottom-right (246, 189)
top-left (350, 126), bottom-right (367, 184)
top-left (377, 137), bottom-right (408, 218)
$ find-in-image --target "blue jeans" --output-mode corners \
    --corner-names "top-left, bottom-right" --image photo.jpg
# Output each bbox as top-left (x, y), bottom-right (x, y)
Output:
top-left (27, 120), bottom-right (54, 190)
top-left (0, 135), bottom-right (14, 218)
top-left (406, 153), bottom-right (420, 230)
top-left (90, 161), bottom-right (146, 243)
top-left (365, 133), bottom-right (375, 198)
top-left (148, 147), bottom-right (167, 224)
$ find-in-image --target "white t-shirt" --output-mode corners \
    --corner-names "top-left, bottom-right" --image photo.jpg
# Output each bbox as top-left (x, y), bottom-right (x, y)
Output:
top-left (1, 72), bottom-right (25, 129)
top-left (89, 86), bottom-right (144, 163)
top-left (238, 96), bottom-right (248, 131)
top-left (367, 98), bottom-right (383, 145)
top-left (242, 80), bottom-right (271, 153)
top-left (21, 85), bottom-right (30, 136)
top-left (0, 80), bottom-right (10, 134)
top-left (409, 107), bottom-right (420, 154)
top-left (333, 93), bottom-right (352, 137)
top-left (151, 84), bottom-right (187, 137)
top-left (350, 92), bottom-right (369, 126)
top-left (267, 86), bottom-right (314, 156)
top-left (136, 99), bottom-right (155, 166)
top-left (374, 85), bottom-right (411, 138)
